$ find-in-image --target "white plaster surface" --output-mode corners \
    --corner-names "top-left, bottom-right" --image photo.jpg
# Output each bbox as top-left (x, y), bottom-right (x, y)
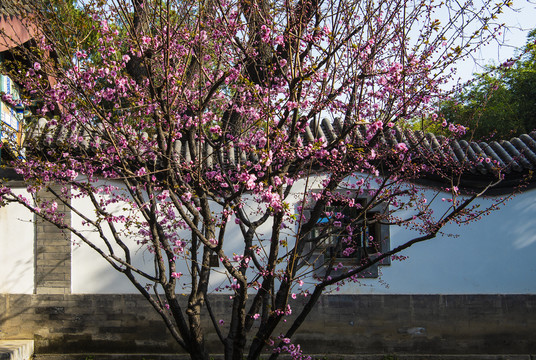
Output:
top-left (70, 179), bottom-right (536, 294)
top-left (0, 188), bottom-right (34, 294)
top-left (348, 188), bottom-right (536, 294)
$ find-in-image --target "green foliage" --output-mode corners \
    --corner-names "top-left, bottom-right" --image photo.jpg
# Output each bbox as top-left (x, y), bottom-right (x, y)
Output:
top-left (441, 29), bottom-right (536, 140)
top-left (401, 114), bottom-right (450, 137)
top-left (36, 0), bottom-right (103, 65)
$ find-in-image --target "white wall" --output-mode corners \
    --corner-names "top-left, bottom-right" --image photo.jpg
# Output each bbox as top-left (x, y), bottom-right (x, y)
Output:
top-left (71, 180), bottom-right (159, 293)
top-left (70, 181), bottom-right (276, 294)
top-left (344, 187), bottom-right (536, 294)
top-left (0, 188), bottom-right (35, 294)
top-left (70, 179), bottom-right (536, 295)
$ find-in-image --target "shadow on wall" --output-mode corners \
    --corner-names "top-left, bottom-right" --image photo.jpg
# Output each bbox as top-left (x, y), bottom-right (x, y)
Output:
top-left (511, 195), bottom-right (536, 249)
top-left (71, 201), bottom-right (252, 294)
top-left (0, 258), bottom-right (33, 293)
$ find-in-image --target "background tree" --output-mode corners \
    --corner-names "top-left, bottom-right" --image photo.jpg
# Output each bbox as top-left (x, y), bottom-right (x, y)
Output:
top-left (440, 28), bottom-right (536, 140)
top-left (0, 1), bottom-right (514, 360)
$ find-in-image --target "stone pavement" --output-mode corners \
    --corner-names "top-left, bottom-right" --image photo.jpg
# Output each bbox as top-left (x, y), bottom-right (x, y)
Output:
top-left (31, 353), bottom-right (536, 360)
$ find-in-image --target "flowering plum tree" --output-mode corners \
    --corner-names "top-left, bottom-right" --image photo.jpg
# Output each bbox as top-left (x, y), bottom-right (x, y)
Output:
top-left (0, 0), bottom-right (514, 359)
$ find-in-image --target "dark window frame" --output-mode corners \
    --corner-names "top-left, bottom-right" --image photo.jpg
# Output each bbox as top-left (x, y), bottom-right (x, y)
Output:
top-left (301, 191), bottom-right (390, 278)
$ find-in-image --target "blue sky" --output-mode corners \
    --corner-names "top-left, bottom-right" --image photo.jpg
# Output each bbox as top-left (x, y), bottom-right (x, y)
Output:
top-left (455, 0), bottom-right (536, 83)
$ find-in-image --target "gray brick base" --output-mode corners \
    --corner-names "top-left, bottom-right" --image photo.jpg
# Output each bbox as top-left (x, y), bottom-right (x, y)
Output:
top-left (0, 294), bottom-right (535, 357)
top-left (35, 187), bottom-right (71, 295)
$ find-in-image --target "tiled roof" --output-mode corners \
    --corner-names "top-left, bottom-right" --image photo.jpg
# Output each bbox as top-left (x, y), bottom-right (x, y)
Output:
top-left (309, 118), bottom-right (536, 192)
top-left (0, 0), bottom-right (30, 17)
top-left (22, 117), bottom-right (536, 193)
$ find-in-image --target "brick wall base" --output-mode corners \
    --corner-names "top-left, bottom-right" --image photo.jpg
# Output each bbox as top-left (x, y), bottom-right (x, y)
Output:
top-left (1, 294), bottom-right (535, 356)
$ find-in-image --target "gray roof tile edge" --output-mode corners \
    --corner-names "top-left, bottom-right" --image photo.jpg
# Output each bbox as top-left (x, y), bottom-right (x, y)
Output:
top-left (15, 117), bottom-right (536, 192)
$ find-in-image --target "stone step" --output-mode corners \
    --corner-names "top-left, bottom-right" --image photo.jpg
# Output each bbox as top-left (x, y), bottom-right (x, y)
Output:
top-left (0, 340), bottom-right (34, 360)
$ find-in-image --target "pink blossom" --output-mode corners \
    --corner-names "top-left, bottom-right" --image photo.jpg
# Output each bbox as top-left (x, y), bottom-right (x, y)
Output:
top-left (246, 174), bottom-right (257, 190)
top-left (233, 254), bottom-right (243, 262)
top-left (136, 167), bottom-right (147, 176)
top-left (75, 51), bottom-right (87, 59)
top-left (230, 283), bottom-right (240, 290)
top-left (181, 192), bottom-right (192, 202)
top-left (209, 125), bottom-right (222, 135)
top-left (396, 143), bottom-right (408, 152)
top-left (100, 20), bottom-right (109, 32)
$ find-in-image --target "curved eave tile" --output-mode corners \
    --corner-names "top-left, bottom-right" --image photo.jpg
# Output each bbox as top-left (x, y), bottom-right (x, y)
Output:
top-left (18, 117), bottom-right (536, 190)
top-left (490, 141), bottom-right (520, 173)
top-left (515, 136), bottom-right (536, 167)
top-left (503, 139), bottom-right (533, 171)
